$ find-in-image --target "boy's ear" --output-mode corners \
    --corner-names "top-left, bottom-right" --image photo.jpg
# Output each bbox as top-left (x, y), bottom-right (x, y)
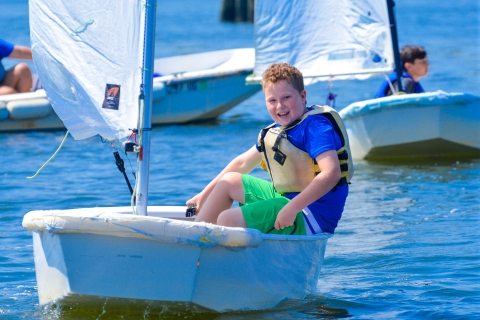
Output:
top-left (404, 62), bottom-right (413, 72)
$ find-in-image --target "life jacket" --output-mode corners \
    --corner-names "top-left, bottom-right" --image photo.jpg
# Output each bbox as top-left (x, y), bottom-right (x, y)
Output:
top-left (374, 71), bottom-right (424, 98)
top-left (257, 105), bottom-right (353, 194)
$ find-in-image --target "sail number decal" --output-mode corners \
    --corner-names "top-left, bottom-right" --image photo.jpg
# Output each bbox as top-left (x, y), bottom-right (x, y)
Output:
top-left (167, 80), bottom-right (208, 95)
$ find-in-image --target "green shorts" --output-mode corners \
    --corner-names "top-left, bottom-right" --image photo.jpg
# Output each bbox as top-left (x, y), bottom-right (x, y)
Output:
top-left (240, 174), bottom-right (306, 235)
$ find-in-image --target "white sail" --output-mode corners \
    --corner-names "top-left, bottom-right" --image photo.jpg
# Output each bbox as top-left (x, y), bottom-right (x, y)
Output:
top-left (29, 0), bottom-right (146, 140)
top-left (253, 0), bottom-right (394, 83)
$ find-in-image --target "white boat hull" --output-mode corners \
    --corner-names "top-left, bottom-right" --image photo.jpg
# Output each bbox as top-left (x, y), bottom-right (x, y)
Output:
top-left (152, 72), bottom-right (258, 124)
top-left (24, 206), bottom-right (331, 312)
top-left (339, 91), bottom-right (480, 160)
top-left (0, 49), bottom-right (260, 133)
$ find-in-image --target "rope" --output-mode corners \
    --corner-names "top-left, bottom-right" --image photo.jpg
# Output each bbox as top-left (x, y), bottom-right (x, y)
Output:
top-left (325, 77), bottom-right (337, 108)
top-left (27, 131), bottom-right (69, 179)
top-left (140, 1), bottom-right (148, 87)
top-left (383, 73), bottom-right (396, 94)
top-left (71, 20), bottom-right (94, 36)
top-left (131, 160), bottom-right (139, 215)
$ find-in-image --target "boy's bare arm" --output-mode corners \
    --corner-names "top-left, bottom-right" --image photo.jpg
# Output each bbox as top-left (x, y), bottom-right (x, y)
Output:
top-left (274, 149), bottom-right (341, 229)
top-left (9, 46), bottom-right (33, 60)
top-left (186, 146), bottom-right (261, 211)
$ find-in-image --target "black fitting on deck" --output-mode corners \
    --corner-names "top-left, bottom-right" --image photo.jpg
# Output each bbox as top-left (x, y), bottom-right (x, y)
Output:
top-left (113, 151), bottom-right (134, 195)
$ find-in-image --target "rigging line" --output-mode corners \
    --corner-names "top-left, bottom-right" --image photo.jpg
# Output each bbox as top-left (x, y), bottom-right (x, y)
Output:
top-left (131, 160), bottom-right (140, 215)
top-left (105, 138), bottom-right (136, 193)
top-left (27, 131), bottom-right (69, 179)
top-left (113, 151), bottom-right (134, 195)
top-left (383, 73), bottom-right (396, 94)
top-left (70, 20), bottom-right (94, 36)
top-left (140, 1), bottom-right (148, 87)
top-left (125, 150), bottom-right (136, 178)
top-left (117, 138), bottom-right (136, 179)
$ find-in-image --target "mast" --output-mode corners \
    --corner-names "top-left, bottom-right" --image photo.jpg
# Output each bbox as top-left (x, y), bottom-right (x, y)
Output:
top-left (386, 0), bottom-right (403, 92)
top-left (136, 0), bottom-right (157, 216)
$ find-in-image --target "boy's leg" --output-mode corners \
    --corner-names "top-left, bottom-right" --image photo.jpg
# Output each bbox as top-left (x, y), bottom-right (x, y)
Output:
top-left (0, 71), bottom-right (16, 95)
top-left (0, 84), bottom-right (16, 95)
top-left (194, 172), bottom-right (245, 223)
top-left (217, 207), bottom-right (247, 228)
top-left (242, 197), bottom-right (307, 235)
top-left (213, 174), bottom-right (274, 228)
top-left (14, 64), bottom-right (33, 93)
top-left (240, 175), bottom-right (307, 235)
top-left (214, 174), bottom-right (276, 228)
top-left (1, 64), bottom-right (32, 94)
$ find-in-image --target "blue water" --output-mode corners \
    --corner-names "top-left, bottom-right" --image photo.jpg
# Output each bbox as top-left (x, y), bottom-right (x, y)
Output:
top-left (1, 0), bottom-right (479, 319)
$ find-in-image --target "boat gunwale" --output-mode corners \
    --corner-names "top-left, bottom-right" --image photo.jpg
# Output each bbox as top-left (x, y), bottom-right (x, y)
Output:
top-left (339, 91), bottom-right (478, 120)
top-left (23, 207), bottom-right (332, 247)
top-left (154, 69), bottom-right (254, 85)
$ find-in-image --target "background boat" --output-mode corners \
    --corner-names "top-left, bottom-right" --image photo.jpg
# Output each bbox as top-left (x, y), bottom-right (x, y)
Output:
top-left (0, 48), bottom-right (260, 133)
top-left (248, 0), bottom-right (480, 161)
top-left (339, 91), bottom-right (480, 160)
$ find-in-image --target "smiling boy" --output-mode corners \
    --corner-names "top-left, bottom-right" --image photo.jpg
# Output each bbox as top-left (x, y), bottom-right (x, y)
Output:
top-left (375, 45), bottom-right (429, 98)
top-left (189, 63), bottom-right (353, 235)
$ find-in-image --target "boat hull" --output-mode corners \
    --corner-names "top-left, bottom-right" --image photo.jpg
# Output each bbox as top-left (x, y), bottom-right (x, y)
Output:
top-left (25, 206), bottom-right (330, 312)
top-left (0, 49), bottom-right (261, 133)
top-left (340, 91), bottom-right (480, 160)
top-left (151, 71), bottom-right (259, 124)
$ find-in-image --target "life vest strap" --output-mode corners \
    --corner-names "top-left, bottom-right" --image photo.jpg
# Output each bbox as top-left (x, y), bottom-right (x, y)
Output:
top-left (337, 149), bottom-right (348, 161)
top-left (340, 163), bottom-right (349, 172)
top-left (332, 176), bottom-right (348, 192)
top-left (272, 132), bottom-right (283, 152)
top-left (258, 124), bottom-right (275, 152)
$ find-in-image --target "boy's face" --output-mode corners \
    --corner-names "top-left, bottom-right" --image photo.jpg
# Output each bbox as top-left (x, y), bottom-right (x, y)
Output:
top-left (264, 80), bottom-right (307, 126)
top-left (405, 57), bottom-right (429, 79)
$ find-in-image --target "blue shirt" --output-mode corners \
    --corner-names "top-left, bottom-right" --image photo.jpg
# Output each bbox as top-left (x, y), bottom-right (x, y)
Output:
top-left (374, 71), bottom-right (424, 98)
top-left (258, 108), bottom-right (348, 233)
top-left (0, 38), bottom-right (15, 82)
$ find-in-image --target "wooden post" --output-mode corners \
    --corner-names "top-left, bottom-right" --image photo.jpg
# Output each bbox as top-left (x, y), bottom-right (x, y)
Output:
top-left (221, 0), bottom-right (254, 23)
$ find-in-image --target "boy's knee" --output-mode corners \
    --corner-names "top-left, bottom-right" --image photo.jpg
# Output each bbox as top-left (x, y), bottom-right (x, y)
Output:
top-left (0, 86), bottom-right (16, 95)
top-left (221, 172), bottom-right (242, 183)
top-left (217, 209), bottom-right (246, 228)
top-left (217, 172), bottom-right (242, 190)
top-left (15, 63), bottom-right (32, 76)
top-left (217, 210), bottom-right (229, 225)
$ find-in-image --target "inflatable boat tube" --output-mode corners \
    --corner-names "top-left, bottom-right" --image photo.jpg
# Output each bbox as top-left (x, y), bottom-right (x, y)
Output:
top-left (6, 98), bottom-right (52, 120)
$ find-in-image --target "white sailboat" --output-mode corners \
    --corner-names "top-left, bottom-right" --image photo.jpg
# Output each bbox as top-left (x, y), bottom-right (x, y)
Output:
top-left (339, 91), bottom-right (480, 160)
top-left (248, 0), bottom-right (480, 161)
top-left (0, 48), bottom-right (260, 133)
top-left (23, 0), bottom-right (331, 313)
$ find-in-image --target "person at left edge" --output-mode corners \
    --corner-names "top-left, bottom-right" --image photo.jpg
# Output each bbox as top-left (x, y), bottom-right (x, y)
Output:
top-left (0, 38), bottom-right (33, 96)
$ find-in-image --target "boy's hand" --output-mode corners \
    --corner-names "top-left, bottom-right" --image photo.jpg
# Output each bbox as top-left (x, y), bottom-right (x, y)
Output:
top-left (186, 192), bottom-right (206, 215)
top-left (274, 207), bottom-right (297, 230)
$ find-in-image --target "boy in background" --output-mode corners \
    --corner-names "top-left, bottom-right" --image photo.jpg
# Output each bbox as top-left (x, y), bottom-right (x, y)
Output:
top-left (375, 45), bottom-right (429, 98)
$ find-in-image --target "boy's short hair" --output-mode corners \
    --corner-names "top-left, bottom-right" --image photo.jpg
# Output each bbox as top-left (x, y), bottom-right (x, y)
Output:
top-left (262, 63), bottom-right (305, 94)
top-left (400, 45), bottom-right (427, 69)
